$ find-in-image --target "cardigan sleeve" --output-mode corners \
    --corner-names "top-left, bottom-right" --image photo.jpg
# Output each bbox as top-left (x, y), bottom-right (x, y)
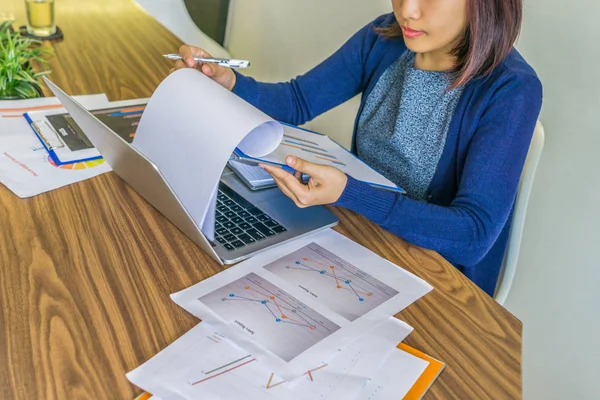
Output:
top-left (333, 72), bottom-right (543, 266)
top-left (231, 14), bottom-right (393, 125)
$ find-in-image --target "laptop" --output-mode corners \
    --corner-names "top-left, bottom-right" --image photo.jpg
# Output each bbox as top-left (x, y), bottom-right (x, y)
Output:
top-left (44, 78), bottom-right (338, 265)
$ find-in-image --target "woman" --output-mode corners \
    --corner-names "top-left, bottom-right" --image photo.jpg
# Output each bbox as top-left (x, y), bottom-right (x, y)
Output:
top-left (173, 0), bottom-right (542, 296)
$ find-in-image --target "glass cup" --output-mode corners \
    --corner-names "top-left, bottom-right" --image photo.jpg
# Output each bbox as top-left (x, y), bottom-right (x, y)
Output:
top-left (25, 0), bottom-right (56, 37)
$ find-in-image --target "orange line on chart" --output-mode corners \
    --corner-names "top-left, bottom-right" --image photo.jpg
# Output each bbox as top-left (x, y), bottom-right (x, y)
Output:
top-left (266, 373), bottom-right (286, 389)
top-left (268, 297), bottom-right (311, 327)
top-left (275, 307), bottom-right (313, 328)
top-left (315, 155), bottom-right (346, 166)
top-left (271, 297), bottom-right (285, 315)
top-left (244, 285), bottom-right (314, 329)
top-left (119, 107), bottom-right (145, 113)
top-left (279, 313), bottom-right (312, 327)
top-left (339, 286), bottom-right (372, 296)
top-left (190, 358), bottom-right (256, 385)
top-left (0, 104), bottom-right (63, 112)
top-left (244, 285), bottom-right (272, 299)
top-left (265, 364), bottom-right (329, 389)
top-left (330, 265), bottom-right (341, 287)
top-left (300, 258), bottom-right (372, 296)
top-left (309, 364), bottom-right (329, 373)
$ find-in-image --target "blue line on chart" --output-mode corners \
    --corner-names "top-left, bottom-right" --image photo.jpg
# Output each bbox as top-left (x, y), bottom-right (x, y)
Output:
top-left (285, 261), bottom-right (373, 300)
top-left (277, 304), bottom-right (313, 325)
top-left (283, 139), bottom-right (328, 152)
top-left (282, 134), bottom-right (319, 145)
top-left (109, 110), bottom-right (143, 117)
top-left (224, 294), bottom-right (314, 329)
top-left (346, 282), bottom-right (363, 301)
top-left (223, 295), bottom-right (263, 302)
top-left (292, 261), bottom-right (372, 294)
top-left (263, 302), bottom-right (278, 319)
top-left (281, 320), bottom-right (312, 328)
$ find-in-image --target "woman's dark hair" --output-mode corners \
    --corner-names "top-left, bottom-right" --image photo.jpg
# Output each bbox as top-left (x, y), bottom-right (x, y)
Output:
top-left (379, 0), bottom-right (522, 89)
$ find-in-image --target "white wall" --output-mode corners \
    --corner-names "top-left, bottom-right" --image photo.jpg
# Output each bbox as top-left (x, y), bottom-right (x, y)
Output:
top-left (226, 0), bottom-right (392, 148)
top-left (135, 0), bottom-right (231, 58)
top-left (226, 1), bottom-right (600, 399)
top-left (506, 0), bottom-right (600, 398)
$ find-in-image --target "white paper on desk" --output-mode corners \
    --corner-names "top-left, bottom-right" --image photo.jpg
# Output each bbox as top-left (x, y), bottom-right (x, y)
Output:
top-left (24, 99), bottom-right (149, 164)
top-left (132, 68), bottom-right (282, 240)
top-left (171, 229), bottom-right (432, 379)
top-left (0, 94), bottom-right (111, 198)
top-left (127, 318), bottom-right (413, 400)
top-left (356, 347), bottom-right (429, 400)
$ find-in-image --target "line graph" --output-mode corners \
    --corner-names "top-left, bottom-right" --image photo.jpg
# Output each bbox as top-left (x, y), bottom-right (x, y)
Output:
top-left (270, 128), bottom-right (348, 167)
top-left (264, 243), bottom-right (399, 321)
top-left (199, 273), bottom-right (340, 362)
top-left (205, 355), bottom-right (252, 375)
top-left (190, 357), bottom-right (257, 386)
top-left (129, 321), bottom-right (376, 400)
top-left (224, 285), bottom-right (316, 330)
top-left (288, 258), bottom-right (374, 301)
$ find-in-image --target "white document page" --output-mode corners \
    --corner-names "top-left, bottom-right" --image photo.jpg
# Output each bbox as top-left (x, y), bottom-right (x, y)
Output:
top-left (0, 94), bottom-right (111, 198)
top-left (171, 229), bottom-right (432, 379)
top-left (228, 159), bottom-right (277, 186)
top-left (132, 68), bottom-right (282, 240)
top-left (228, 159), bottom-right (308, 189)
top-left (356, 348), bottom-right (429, 400)
top-left (127, 318), bottom-right (413, 400)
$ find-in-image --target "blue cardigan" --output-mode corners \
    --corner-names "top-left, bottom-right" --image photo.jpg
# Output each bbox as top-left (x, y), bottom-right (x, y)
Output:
top-left (232, 13), bottom-right (543, 296)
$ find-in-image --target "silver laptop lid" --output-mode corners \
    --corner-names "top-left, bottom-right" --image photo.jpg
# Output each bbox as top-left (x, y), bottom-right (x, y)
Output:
top-left (43, 77), bottom-right (223, 264)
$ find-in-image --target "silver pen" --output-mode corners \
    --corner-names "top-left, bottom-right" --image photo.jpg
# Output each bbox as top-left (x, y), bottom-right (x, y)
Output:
top-left (162, 54), bottom-right (250, 68)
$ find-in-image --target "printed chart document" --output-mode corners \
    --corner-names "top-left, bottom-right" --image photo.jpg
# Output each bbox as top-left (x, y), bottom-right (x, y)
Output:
top-left (24, 100), bottom-right (148, 165)
top-left (171, 229), bottom-right (432, 378)
top-left (0, 94), bottom-right (111, 197)
top-left (127, 318), bottom-right (413, 400)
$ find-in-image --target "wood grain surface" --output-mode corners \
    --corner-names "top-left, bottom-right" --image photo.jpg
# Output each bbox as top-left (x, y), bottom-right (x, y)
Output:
top-left (0, 0), bottom-right (522, 399)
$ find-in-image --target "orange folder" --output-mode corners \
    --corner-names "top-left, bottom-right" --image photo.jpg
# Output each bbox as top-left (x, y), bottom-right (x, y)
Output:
top-left (399, 343), bottom-right (446, 400)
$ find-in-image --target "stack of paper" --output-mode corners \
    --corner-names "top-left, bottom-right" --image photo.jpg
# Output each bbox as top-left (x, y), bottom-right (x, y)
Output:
top-left (0, 95), bottom-right (156, 198)
top-left (0, 95), bottom-right (112, 197)
top-left (127, 229), bottom-right (441, 399)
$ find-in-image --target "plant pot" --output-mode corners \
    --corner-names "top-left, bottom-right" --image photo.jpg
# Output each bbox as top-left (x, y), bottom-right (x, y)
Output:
top-left (0, 82), bottom-right (45, 100)
top-left (34, 82), bottom-right (45, 97)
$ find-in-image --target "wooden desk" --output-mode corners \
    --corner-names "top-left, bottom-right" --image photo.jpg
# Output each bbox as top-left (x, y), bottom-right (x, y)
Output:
top-left (0, 1), bottom-right (522, 398)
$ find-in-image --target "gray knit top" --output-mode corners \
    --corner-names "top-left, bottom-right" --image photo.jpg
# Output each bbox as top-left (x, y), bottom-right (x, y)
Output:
top-left (356, 51), bottom-right (463, 201)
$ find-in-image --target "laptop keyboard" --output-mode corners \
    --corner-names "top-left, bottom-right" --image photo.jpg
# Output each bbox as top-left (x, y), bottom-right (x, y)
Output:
top-left (214, 183), bottom-right (287, 251)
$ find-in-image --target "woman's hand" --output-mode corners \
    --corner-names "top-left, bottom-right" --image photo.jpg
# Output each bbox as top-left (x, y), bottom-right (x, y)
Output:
top-left (260, 156), bottom-right (348, 208)
top-left (170, 45), bottom-right (236, 91)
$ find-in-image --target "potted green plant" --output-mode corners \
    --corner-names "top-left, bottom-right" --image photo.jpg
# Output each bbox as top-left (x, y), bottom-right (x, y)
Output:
top-left (0, 21), bottom-right (51, 100)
